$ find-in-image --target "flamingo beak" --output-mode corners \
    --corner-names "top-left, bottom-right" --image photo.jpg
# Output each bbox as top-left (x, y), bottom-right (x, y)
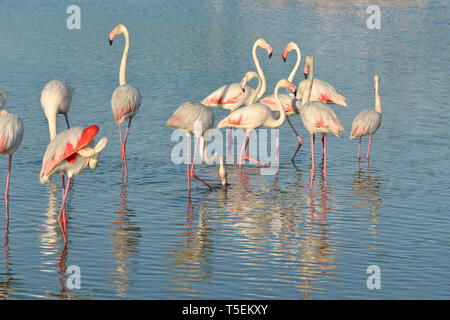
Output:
top-left (109, 39), bottom-right (113, 46)
top-left (304, 73), bottom-right (308, 79)
top-left (282, 48), bottom-right (288, 62)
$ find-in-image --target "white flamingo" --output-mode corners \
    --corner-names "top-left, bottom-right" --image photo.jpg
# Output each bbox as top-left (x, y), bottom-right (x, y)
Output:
top-left (0, 90), bottom-right (24, 221)
top-left (109, 24), bottom-right (142, 183)
top-left (217, 77), bottom-right (296, 170)
top-left (350, 75), bottom-right (382, 160)
top-left (166, 102), bottom-right (227, 194)
top-left (40, 125), bottom-right (108, 238)
top-left (297, 56), bottom-right (345, 185)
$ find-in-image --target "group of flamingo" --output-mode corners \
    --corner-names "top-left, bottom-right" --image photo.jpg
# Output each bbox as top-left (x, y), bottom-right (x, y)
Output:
top-left (167, 39), bottom-right (382, 192)
top-left (0, 24), bottom-right (140, 238)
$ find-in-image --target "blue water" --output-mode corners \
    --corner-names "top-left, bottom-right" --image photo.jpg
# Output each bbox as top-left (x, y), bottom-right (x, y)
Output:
top-left (0, 0), bottom-right (449, 299)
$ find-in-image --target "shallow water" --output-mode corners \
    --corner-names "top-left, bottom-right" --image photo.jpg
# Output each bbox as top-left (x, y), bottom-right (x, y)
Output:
top-left (0, 0), bottom-right (449, 299)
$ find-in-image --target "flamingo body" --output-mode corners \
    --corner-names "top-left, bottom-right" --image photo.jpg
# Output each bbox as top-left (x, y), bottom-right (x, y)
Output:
top-left (349, 109), bottom-right (381, 139)
top-left (111, 84), bottom-right (142, 124)
top-left (201, 83), bottom-right (255, 111)
top-left (0, 113), bottom-right (24, 155)
top-left (166, 102), bottom-right (214, 134)
top-left (300, 101), bottom-right (345, 137)
top-left (260, 94), bottom-right (297, 116)
top-left (217, 103), bottom-right (275, 129)
top-left (297, 79), bottom-right (347, 107)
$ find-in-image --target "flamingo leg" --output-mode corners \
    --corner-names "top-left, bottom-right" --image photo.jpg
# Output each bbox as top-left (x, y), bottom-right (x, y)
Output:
top-left (310, 133), bottom-right (315, 188)
top-left (244, 130), bottom-right (269, 167)
top-left (227, 111), bottom-right (233, 154)
top-left (58, 176), bottom-right (72, 240)
top-left (119, 123), bottom-right (124, 182)
top-left (287, 118), bottom-right (303, 162)
top-left (358, 137), bottom-right (361, 160)
top-left (322, 134), bottom-right (327, 181)
top-left (190, 136), bottom-right (212, 189)
top-left (275, 128), bottom-right (279, 165)
top-left (238, 130), bottom-right (248, 170)
top-left (367, 136), bottom-right (372, 160)
top-left (122, 118), bottom-right (132, 183)
top-left (187, 134), bottom-right (191, 194)
top-left (64, 114), bottom-right (70, 129)
top-left (4, 154), bottom-right (12, 222)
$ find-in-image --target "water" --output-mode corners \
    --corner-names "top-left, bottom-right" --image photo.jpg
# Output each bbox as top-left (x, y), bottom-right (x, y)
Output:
top-left (0, 0), bottom-right (448, 299)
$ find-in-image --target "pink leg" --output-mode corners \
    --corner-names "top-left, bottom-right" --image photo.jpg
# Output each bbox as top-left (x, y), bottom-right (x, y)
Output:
top-left (287, 118), bottom-right (303, 162)
top-left (119, 123), bottom-right (124, 182)
top-left (275, 128), bottom-right (279, 165)
top-left (358, 137), bottom-right (361, 160)
top-left (187, 134), bottom-right (191, 194)
top-left (122, 118), bottom-right (132, 183)
top-left (322, 134), bottom-right (327, 181)
top-left (310, 133), bottom-right (315, 188)
top-left (58, 176), bottom-right (72, 240)
top-left (367, 136), bottom-right (372, 160)
top-left (191, 136), bottom-right (212, 189)
top-left (244, 130), bottom-right (269, 167)
top-left (227, 111), bottom-right (233, 153)
top-left (238, 130), bottom-right (248, 170)
top-left (4, 154), bottom-right (12, 222)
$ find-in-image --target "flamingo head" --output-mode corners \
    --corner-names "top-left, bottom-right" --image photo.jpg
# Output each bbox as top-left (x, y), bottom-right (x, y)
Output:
top-left (219, 161), bottom-right (227, 187)
top-left (282, 42), bottom-right (296, 62)
top-left (279, 79), bottom-right (297, 97)
top-left (303, 55), bottom-right (313, 79)
top-left (256, 39), bottom-right (273, 59)
top-left (108, 24), bottom-right (127, 46)
top-left (374, 74), bottom-right (380, 91)
top-left (240, 71), bottom-right (259, 93)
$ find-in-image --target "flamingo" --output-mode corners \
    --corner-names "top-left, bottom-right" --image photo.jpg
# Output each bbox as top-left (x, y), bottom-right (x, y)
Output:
top-left (201, 38), bottom-right (273, 111)
top-left (166, 102), bottom-right (227, 194)
top-left (260, 42), bottom-right (304, 161)
top-left (217, 77), bottom-right (296, 170)
top-left (298, 56), bottom-right (344, 185)
top-left (40, 80), bottom-right (73, 189)
top-left (109, 24), bottom-right (142, 183)
top-left (40, 125), bottom-right (108, 238)
top-left (0, 90), bottom-right (24, 221)
top-left (350, 75), bottom-right (382, 160)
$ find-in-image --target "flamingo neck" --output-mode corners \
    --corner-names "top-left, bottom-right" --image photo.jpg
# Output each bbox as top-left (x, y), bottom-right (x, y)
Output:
top-left (248, 72), bottom-right (262, 105)
top-left (375, 84), bottom-right (382, 113)
top-left (48, 113), bottom-right (57, 141)
top-left (253, 42), bottom-right (267, 102)
top-left (302, 59), bottom-right (314, 105)
top-left (287, 44), bottom-right (301, 84)
top-left (0, 91), bottom-right (6, 110)
top-left (119, 28), bottom-right (130, 86)
top-left (200, 136), bottom-right (226, 184)
top-left (268, 82), bottom-right (286, 128)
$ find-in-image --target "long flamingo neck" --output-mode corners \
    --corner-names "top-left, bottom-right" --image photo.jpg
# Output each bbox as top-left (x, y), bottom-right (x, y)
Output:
top-left (288, 45), bottom-right (301, 84)
top-left (375, 84), bottom-right (382, 113)
top-left (253, 43), bottom-right (267, 101)
top-left (269, 82), bottom-right (286, 128)
top-left (119, 29), bottom-right (130, 86)
top-left (200, 136), bottom-right (226, 181)
top-left (302, 59), bottom-right (314, 105)
top-left (48, 113), bottom-right (57, 141)
top-left (249, 73), bottom-right (262, 105)
top-left (0, 91), bottom-right (6, 109)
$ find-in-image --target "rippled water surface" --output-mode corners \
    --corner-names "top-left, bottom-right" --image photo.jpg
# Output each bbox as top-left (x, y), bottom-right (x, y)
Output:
top-left (0, 0), bottom-right (449, 299)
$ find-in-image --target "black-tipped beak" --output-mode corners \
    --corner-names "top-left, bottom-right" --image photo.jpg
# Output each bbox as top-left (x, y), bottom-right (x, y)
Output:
top-left (293, 90), bottom-right (297, 97)
top-left (282, 56), bottom-right (286, 62)
top-left (268, 52), bottom-right (272, 59)
top-left (109, 39), bottom-right (113, 46)
top-left (304, 73), bottom-right (308, 79)
top-left (242, 87), bottom-right (246, 93)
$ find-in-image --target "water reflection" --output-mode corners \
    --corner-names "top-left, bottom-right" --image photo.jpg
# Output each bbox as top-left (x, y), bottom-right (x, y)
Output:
top-left (108, 184), bottom-right (140, 299)
top-left (167, 197), bottom-right (213, 297)
top-left (0, 226), bottom-right (15, 298)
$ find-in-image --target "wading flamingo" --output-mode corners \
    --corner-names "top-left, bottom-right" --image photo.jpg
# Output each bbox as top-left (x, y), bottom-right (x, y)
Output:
top-left (201, 39), bottom-right (273, 111)
top-left (217, 77), bottom-right (296, 170)
top-left (41, 80), bottom-right (73, 189)
top-left (350, 75), bottom-right (382, 160)
top-left (166, 102), bottom-right (227, 194)
top-left (40, 125), bottom-right (108, 239)
top-left (109, 24), bottom-right (142, 183)
top-left (298, 56), bottom-right (344, 185)
top-left (260, 42), bottom-right (304, 161)
top-left (0, 90), bottom-right (24, 221)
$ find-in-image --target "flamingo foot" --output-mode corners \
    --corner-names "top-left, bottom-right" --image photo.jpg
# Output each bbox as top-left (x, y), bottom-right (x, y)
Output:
top-left (191, 173), bottom-right (212, 189)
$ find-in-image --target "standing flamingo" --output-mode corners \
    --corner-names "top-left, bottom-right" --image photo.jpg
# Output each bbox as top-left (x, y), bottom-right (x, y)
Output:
top-left (350, 75), bottom-right (382, 160)
top-left (201, 39), bottom-right (273, 111)
top-left (0, 90), bottom-right (24, 221)
top-left (260, 42), bottom-right (304, 161)
top-left (217, 78), bottom-right (296, 170)
top-left (40, 125), bottom-right (108, 238)
top-left (41, 80), bottom-right (73, 189)
top-left (109, 24), bottom-right (142, 183)
top-left (166, 102), bottom-right (227, 194)
top-left (298, 56), bottom-right (344, 186)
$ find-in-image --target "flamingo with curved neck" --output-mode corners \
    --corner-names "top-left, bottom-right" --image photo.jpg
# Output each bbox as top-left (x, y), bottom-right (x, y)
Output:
top-left (109, 24), bottom-right (142, 183)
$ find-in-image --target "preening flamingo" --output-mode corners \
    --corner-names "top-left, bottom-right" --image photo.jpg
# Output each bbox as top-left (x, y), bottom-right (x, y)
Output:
top-left (260, 42), bottom-right (304, 161)
top-left (201, 38), bottom-right (273, 111)
top-left (0, 90), bottom-right (24, 221)
top-left (40, 125), bottom-right (108, 238)
top-left (298, 56), bottom-right (344, 185)
top-left (217, 77), bottom-right (296, 170)
top-left (109, 24), bottom-right (142, 183)
top-left (40, 80), bottom-right (73, 189)
top-left (166, 102), bottom-right (227, 194)
top-left (350, 75), bottom-right (382, 160)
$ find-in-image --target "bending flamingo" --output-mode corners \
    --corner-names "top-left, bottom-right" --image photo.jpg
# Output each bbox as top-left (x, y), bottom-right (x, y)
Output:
top-left (298, 56), bottom-right (344, 185)
top-left (350, 75), bottom-right (382, 160)
top-left (217, 77), bottom-right (296, 170)
top-left (201, 39), bottom-right (273, 111)
top-left (41, 80), bottom-right (73, 189)
top-left (40, 125), bottom-right (108, 238)
top-left (166, 102), bottom-right (227, 194)
top-left (260, 42), bottom-right (304, 161)
top-left (0, 90), bottom-right (24, 221)
top-left (109, 24), bottom-right (142, 183)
